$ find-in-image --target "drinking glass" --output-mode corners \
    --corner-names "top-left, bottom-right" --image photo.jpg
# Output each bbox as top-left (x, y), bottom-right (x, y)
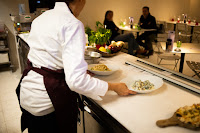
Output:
top-left (188, 17), bottom-right (191, 24)
top-left (175, 41), bottom-right (182, 52)
top-left (123, 19), bottom-right (127, 27)
top-left (177, 41), bottom-right (182, 48)
top-left (193, 18), bottom-right (196, 23)
top-left (177, 16), bottom-right (181, 23)
top-left (171, 16), bottom-right (176, 21)
top-left (120, 19), bottom-right (127, 27)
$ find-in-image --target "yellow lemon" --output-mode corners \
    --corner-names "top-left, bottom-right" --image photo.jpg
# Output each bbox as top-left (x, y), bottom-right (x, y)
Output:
top-left (99, 47), bottom-right (107, 52)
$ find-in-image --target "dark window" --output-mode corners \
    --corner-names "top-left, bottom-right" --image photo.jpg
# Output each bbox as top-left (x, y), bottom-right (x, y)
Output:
top-left (29, 0), bottom-right (55, 13)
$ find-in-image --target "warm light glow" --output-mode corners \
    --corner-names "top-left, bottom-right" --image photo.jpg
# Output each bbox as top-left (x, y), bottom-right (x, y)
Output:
top-left (123, 22), bottom-right (126, 25)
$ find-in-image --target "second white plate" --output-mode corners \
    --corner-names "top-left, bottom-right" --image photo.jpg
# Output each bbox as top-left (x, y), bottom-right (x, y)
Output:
top-left (88, 64), bottom-right (119, 76)
top-left (120, 74), bottom-right (163, 93)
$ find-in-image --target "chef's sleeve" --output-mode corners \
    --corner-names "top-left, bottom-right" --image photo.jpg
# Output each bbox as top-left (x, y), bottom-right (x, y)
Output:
top-left (61, 21), bottom-right (108, 100)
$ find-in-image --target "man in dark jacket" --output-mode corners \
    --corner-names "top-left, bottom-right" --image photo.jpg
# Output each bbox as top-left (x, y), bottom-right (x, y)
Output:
top-left (136, 6), bottom-right (157, 55)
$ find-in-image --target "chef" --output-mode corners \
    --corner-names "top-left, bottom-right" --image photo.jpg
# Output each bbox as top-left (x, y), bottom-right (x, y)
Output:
top-left (16, 0), bottom-right (137, 133)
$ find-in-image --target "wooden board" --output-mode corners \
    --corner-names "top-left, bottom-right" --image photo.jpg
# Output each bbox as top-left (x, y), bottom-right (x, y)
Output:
top-left (156, 113), bottom-right (200, 131)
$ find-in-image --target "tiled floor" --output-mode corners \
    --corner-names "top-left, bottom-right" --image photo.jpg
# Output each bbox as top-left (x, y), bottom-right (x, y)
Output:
top-left (0, 51), bottom-right (199, 133)
top-left (0, 69), bottom-right (28, 133)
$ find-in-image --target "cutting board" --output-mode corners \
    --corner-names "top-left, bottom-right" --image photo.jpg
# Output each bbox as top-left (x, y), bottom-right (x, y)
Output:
top-left (156, 113), bottom-right (200, 131)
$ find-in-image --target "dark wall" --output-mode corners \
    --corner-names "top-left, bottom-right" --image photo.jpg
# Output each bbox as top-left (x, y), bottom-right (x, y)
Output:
top-left (29, 0), bottom-right (55, 13)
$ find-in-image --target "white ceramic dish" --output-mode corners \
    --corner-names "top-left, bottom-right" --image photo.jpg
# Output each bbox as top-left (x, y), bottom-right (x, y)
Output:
top-left (88, 64), bottom-right (119, 76)
top-left (120, 75), bottom-right (163, 93)
top-left (90, 52), bottom-right (101, 58)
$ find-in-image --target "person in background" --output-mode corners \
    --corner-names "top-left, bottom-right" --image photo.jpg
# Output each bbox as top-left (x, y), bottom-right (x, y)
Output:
top-left (104, 10), bottom-right (147, 55)
top-left (16, 1), bottom-right (137, 133)
top-left (136, 6), bottom-right (157, 56)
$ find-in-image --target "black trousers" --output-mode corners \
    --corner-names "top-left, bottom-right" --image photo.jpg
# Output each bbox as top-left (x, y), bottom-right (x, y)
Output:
top-left (136, 32), bottom-right (156, 51)
top-left (21, 109), bottom-right (59, 133)
top-left (114, 33), bottom-right (139, 55)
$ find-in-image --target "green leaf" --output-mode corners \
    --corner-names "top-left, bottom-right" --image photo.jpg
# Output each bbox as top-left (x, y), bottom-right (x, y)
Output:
top-left (86, 21), bottom-right (112, 45)
top-left (85, 26), bottom-right (92, 36)
top-left (96, 21), bottom-right (103, 28)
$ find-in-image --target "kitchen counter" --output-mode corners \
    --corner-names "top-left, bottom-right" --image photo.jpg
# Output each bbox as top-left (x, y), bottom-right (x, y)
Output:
top-left (17, 34), bottom-right (200, 133)
top-left (17, 33), bottom-right (30, 73)
top-left (89, 53), bottom-right (200, 133)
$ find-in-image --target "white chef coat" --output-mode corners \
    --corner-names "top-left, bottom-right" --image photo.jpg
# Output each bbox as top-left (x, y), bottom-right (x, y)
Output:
top-left (20, 2), bottom-right (108, 116)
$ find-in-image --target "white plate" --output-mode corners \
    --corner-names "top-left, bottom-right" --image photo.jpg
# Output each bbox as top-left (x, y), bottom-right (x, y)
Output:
top-left (120, 75), bottom-right (163, 93)
top-left (88, 64), bottom-right (119, 76)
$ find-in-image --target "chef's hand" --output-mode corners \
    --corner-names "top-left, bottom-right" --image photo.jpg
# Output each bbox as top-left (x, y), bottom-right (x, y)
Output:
top-left (108, 83), bottom-right (137, 96)
top-left (87, 70), bottom-right (95, 77)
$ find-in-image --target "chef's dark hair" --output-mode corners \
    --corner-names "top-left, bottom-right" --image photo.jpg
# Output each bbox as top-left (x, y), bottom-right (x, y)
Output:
top-left (104, 10), bottom-right (113, 24)
top-left (143, 6), bottom-right (149, 11)
top-left (55, 0), bottom-right (75, 4)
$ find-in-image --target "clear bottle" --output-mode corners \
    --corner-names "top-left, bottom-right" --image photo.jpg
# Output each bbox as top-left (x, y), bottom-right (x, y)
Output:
top-left (129, 17), bottom-right (134, 29)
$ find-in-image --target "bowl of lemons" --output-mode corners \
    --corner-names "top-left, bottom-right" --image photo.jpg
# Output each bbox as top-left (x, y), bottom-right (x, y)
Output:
top-left (97, 41), bottom-right (124, 57)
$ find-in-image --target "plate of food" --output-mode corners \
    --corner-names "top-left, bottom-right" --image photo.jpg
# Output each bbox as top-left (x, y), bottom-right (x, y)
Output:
top-left (157, 104), bottom-right (200, 130)
top-left (120, 75), bottom-right (163, 93)
top-left (88, 64), bottom-right (119, 76)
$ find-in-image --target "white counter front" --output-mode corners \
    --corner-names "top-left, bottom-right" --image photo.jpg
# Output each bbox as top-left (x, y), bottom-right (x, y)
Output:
top-left (94, 53), bottom-right (200, 133)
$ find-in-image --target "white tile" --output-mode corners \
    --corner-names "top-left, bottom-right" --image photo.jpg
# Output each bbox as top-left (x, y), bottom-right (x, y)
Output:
top-left (0, 84), bottom-right (19, 96)
top-left (0, 103), bottom-right (2, 112)
top-left (0, 111), bottom-right (7, 133)
top-left (23, 129), bottom-right (28, 133)
top-left (0, 70), bottom-right (22, 133)
top-left (2, 100), bottom-right (21, 122)
top-left (0, 123), bottom-right (7, 133)
top-left (0, 91), bottom-right (18, 103)
top-left (0, 78), bottom-right (19, 91)
top-left (13, 69), bottom-right (22, 80)
top-left (5, 117), bottom-right (21, 133)
top-left (0, 111), bottom-right (5, 126)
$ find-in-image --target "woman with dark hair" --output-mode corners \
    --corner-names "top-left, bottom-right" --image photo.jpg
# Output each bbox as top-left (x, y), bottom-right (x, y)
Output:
top-left (104, 10), bottom-right (147, 55)
top-left (104, 10), bottom-right (120, 41)
top-left (16, 0), bottom-right (137, 133)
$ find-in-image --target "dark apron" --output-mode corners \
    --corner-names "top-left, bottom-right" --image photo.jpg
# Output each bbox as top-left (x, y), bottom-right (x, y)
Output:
top-left (16, 60), bottom-right (82, 133)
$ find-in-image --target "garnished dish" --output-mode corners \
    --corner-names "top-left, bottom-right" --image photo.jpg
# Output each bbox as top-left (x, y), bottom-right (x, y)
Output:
top-left (156, 104), bottom-right (200, 130)
top-left (132, 80), bottom-right (155, 91)
top-left (176, 104), bottom-right (200, 127)
top-left (88, 64), bottom-right (119, 76)
top-left (120, 75), bottom-right (163, 94)
top-left (90, 64), bottom-right (111, 71)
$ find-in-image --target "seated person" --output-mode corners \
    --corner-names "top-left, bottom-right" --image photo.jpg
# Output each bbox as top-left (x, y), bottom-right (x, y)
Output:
top-left (104, 10), bottom-right (146, 55)
top-left (136, 6), bottom-right (157, 55)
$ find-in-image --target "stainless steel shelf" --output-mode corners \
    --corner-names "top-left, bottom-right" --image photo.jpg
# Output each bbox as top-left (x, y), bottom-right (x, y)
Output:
top-left (0, 48), bottom-right (9, 52)
top-left (125, 61), bottom-right (200, 94)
